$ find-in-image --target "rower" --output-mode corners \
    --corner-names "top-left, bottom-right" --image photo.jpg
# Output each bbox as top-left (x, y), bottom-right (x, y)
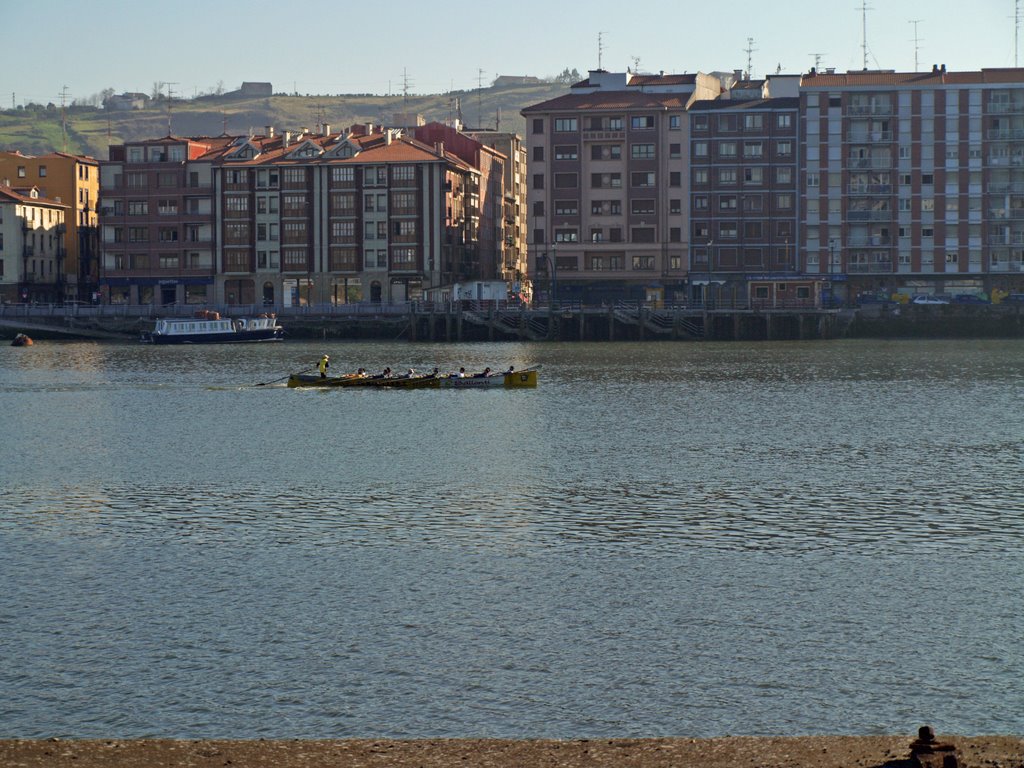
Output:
top-left (318, 354), bottom-right (330, 379)
top-left (475, 367), bottom-right (492, 378)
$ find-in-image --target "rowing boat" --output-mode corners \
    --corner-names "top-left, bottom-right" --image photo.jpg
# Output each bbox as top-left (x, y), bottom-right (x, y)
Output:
top-left (287, 368), bottom-right (539, 389)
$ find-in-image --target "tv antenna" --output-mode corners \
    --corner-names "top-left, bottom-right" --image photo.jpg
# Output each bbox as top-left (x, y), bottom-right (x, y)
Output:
top-left (909, 19), bottom-right (923, 72)
top-left (809, 53), bottom-right (826, 70)
top-left (1015, 0), bottom-right (1022, 67)
top-left (402, 68), bottom-right (412, 106)
top-left (165, 82), bottom-right (179, 135)
top-left (631, 55), bottom-right (641, 73)
top-left (858, 1), bottom-right (873, 69)
top-left (59, 85), bottom-right (70, 152)
top-left (598, 31), bottom-right (607, 69)
top-left (477, 68), bottom-right (486, 128)
top-left (745, 37), bottom-right (757, 79)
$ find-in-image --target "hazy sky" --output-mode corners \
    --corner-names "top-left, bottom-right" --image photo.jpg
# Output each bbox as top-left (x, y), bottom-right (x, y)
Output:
top-left (3, 0), bottom-right (1017, 106)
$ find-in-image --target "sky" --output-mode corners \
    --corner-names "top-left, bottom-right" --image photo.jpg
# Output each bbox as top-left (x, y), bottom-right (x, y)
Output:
top-left (2, 0), bottom-right (1018, 107)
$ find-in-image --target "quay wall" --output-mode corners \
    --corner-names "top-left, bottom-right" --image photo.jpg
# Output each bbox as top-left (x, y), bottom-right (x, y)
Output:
top-left (4, 303), bottom-right (1024, 342)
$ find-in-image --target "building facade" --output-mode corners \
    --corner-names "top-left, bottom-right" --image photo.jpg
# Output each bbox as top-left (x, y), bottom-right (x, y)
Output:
top-left (464, 128), bottom-right (530, 295)
top-left (799, 66), bottom-right (1024, 301)
top-left (99, 125), bottom-right (507, 306)
top-left (0, 150), bottom-right (100, 302)
top-left (522, 69), bottom-right (721, 305)
top-left (0, 186), bottom-right (68, 303)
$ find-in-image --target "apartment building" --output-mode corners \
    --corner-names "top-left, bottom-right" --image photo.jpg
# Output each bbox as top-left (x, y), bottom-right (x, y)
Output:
top-left (799, 65), bottom-right (1024, 300)
top-left (99, 125), bottom-right (504, 306)
top-left (688, 76), bottom-right (808, 307)
top-left (463, 128), bottom-right (530, 292)
top-left (522, 69), bottom-right (720, 304)
top-left (100, 136), bottom-right (227, 305)
top-left (0, 150), bottom-right (100, 302)
top-left (0, 185), bottom-right (68, 303)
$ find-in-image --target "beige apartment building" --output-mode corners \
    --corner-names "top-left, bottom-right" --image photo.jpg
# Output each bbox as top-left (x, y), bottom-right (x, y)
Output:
top-left (0, 185), bottom-right (68, 303)
top-left (0, 151), bottom-right (99, 302)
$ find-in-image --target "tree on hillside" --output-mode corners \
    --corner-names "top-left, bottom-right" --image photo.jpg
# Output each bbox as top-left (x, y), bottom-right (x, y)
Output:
top-left (553, 68), bottom-right (581, 84)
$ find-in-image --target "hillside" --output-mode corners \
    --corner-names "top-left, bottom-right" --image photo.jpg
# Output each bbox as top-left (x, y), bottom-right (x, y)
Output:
top-left (0, 83), bottom-right (570, 159)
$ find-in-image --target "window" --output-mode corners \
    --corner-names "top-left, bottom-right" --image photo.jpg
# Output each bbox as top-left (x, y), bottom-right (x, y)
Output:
top-left (719, 222), bottom-right (738, 238)
top-left (554, 228), bottom-right (578, 242)
top-left (719, 142), bottom-right (737, 157)
top-left (533, 118), bottom-right (544, 134)
top-left (632, 172), bottom-right (655, 187)
top-left (159, 255), bottom-right (179, 269)
top-left (533, 174), bottom-right (545, 189)
top-left (670, 199), bottom-right (682, 214)
top-left (533, 201), bottom-right (545, 216)
top-left (718, 169), bottom-right (737, 184)
top-left (776, 193), bottom-right (793, 209)
top-left (694, 141), bottom-right (709, 157)
top-left (669, 227), bottom-right (681, 242)
top-left (693, 196), bottom-right (708, 210)
top-left (591, 173), bottom-right (622, 188)
top-left (693, 115), bottom-right (709, 130)
top-left (392, 165), bottom-right (415, 182)
top-left (922, 173), bottom-right (934, 185)
top-left (631, 253), bottom-right (655, 268)
top-left (669, 143), bottom-right (681, 158)
top-left (631, 199), bottom-right (656, 215)
top-left (744, 167), bottom-right (763, 184)
top-left (631, 143), bottom-right (655, 159)
top-left (630, 115), bottom-right (655, 130)
top-left (533, 146), bottom-right (544, 162)
top-left (554, 200), bottom-right (579, 216)
top-left (38, 166), bottom-right (47, 177)
top-left (922, 227), bottom-right (934, 237)
top-left (669, 115), bottom-right (681, 130)
top-left (922, 199), bottom-right (935, 212)
top-left (331, 167), bottom-right (355, 183)
top-left (719, 195), bottom-right (737, 210)
top-left (554, 118), bottom-right (578, 132)
top-left (807, 173), bottom-right (820, 187)
top-left (554, 146), bottom-right (578, 160)
top-left (776, 167), bottom-right (793, 184)
top-left (744, 222), bottom-right (763, 238)
top-left (128, 200), bottom-right (148, 215)
top-left (17, 166), bottom-right (26, 177)
top-left (777, 140), bottom-right (792, 156)
top-left (744, 114), bottom-right (763, 129)
top-left (591, 200), bottom-right (621, 215)
top-left (669, 172), bottom-right (681, 187)
top-left (693, 169), bottom-right (708, 184)
top-left (631, 228), bottom-right (655, 243)
top-left (554, 173), bottom-right (578, 188)
top-left (777, 114), bottom-right (792, 128)
top-left (743, 142), bottom-right (763, 158)
top-left (899, 199), bottom-right (912, 211)
top-left (591, 144), bottom-right (622, 161)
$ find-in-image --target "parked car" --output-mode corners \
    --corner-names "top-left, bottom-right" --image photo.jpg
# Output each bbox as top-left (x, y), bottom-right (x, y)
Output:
top-left (952, 294), bottom-right (990, 304)
top-left (911, 295), bottom-right (951, 305)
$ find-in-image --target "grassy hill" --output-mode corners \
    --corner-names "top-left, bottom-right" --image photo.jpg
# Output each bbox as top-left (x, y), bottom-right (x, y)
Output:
top-left (0, 83), bottom-right (570, 159)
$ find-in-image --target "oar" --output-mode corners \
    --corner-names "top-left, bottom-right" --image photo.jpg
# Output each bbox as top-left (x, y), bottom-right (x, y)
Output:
top-left (256, 366), bottom-right (313, 387)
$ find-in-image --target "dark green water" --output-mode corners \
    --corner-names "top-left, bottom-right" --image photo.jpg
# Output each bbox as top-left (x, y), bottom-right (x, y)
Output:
top-left (1, 339), bottom-right (1022, 738)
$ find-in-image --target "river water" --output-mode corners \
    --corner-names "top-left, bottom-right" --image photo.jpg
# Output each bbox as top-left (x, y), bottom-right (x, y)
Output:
top-left (1, 338), bottom-right (1022, 739)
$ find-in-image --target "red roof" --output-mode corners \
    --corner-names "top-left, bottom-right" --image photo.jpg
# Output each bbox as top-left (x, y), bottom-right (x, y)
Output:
top-left (802, 67), bottom-right (1024, 87)
top-left (0, 184), bottom-right (69, 207)
top-left (523, 91), bottom-right (690, 113)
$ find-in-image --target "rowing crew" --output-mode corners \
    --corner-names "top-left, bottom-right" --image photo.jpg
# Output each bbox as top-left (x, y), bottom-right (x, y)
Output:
top-left (318, 359), bottom-right (514, 380)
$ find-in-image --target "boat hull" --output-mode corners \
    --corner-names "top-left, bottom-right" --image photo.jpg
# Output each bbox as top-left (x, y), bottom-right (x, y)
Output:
top-left (287, 369), bottom-right (539, 389)
top-left (145, 329), bottom-right (283, 344)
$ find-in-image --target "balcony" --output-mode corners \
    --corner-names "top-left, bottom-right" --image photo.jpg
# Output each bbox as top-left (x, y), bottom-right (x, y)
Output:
top-left (847, 261), bottom-right (894, 273)
top-left (846, 104), bottom-right (894, 116)
top-left (846, 157), bottom-right (892, 170)
top-left (582, 130), bottom-right (626, 142)
top-left (989, 207), bottom-right (1024, 220)
top-left (847, 184), bottom-right (893, 195)
top-left (846, 236), bottom-right (892, 247)
top-left (988, 128), bottom-right (1024, 140)
top-left (846, 131), bottom-right (894, 142)
top-left (847, 210), bottom-right (893, 221)
top-left (989, 102), bottom-right (1024, 114)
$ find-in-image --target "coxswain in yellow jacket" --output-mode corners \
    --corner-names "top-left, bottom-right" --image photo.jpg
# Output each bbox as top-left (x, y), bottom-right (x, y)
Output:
top-left (318, 354), bottom-right (330, 378)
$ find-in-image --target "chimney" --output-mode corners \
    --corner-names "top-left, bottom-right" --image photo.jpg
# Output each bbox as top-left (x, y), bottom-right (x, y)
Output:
top-left (385, 129), bottom-right (393, 145)
top-left (284, 131), bottom-right (292, 147)
top-left (323, 123), bottom-right (330, 136)
top-left (435, 141), bottom-right (445, 157)
top-left (734, 69), bottom-right (743, 83)
top-left (266, 126), bottom-right (274, 138)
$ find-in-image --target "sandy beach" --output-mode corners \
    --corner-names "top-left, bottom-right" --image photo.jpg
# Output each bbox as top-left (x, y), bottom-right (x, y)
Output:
top-left (1, 734), bottom-right (1021, 768)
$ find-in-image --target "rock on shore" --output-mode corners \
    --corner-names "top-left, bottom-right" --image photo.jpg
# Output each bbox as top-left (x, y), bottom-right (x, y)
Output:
top-left (1, 735), bottom-right (1022, 768)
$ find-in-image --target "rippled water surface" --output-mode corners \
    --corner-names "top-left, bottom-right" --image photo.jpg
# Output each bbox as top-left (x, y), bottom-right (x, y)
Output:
top-left (1, 338), bottom-right (1023, 738)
